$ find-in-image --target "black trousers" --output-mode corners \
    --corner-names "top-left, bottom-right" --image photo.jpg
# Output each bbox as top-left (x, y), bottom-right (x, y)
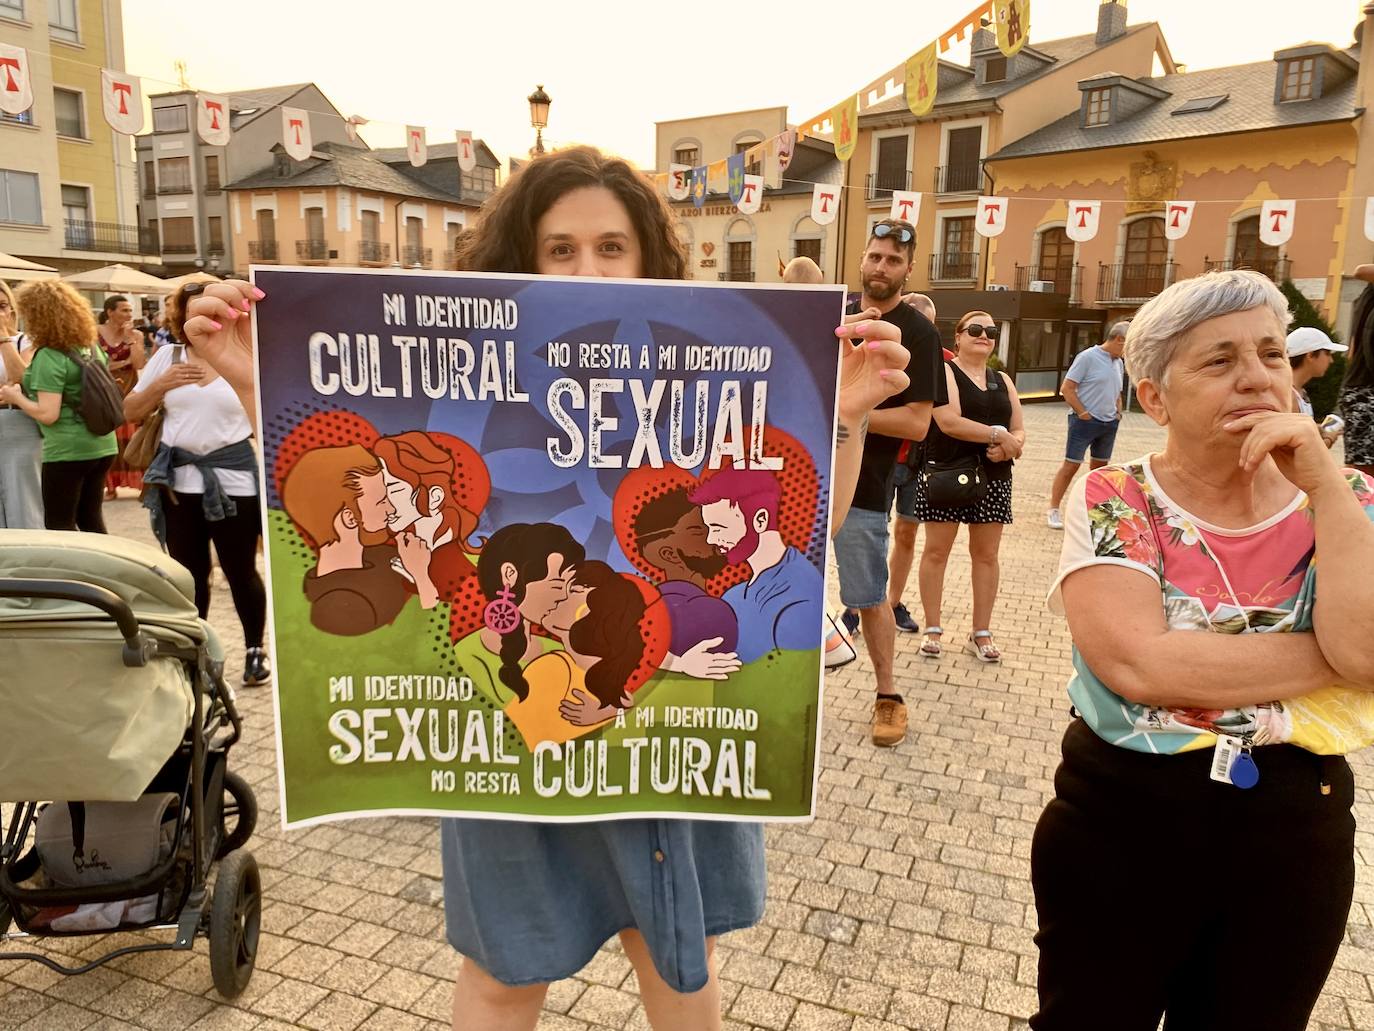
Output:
top-left (41, 456), bottom-right (114, 532)
top-left (1031, 719), bottom-right (1355, 1031)
top-left (162, 490), bottom-right (266, 648)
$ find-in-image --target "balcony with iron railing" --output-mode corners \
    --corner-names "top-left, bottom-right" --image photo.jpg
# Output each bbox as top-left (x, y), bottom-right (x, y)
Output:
top-left (63, 219), bottom-right (158, 254)
top-left (866, 168), bottom-right (912, 202)
top-left (1203, 256), bottom-right (1291, 282)
top-left (157, 183), bottom-right (194, 196)
top-left (296, 239), bottom-right (329, 263)
top-left (1097, 262), bottom-right (1177, 304)
top-left (358, 240), bottom-right (390, 266)
top-left (933, 162), bottom-right (983, 194)
top-left (248, 239), bottom-right (279, 262)
top-left (402, 245), bottom-right (432, 268)
top-left (1014, 263), bottom-right (1082, 300)
top-left (719, 267), bottom-right (755, 283)
top-left (929, 252), bottom-right (979, 282)
top-left (161, 240), bottom-right (198, 255)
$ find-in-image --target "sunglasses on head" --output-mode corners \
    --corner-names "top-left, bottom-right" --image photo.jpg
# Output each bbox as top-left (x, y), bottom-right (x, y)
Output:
top-left (872, 222), bottom-right (914, 244)
top-left (961, 323), bottom-right (995, 338)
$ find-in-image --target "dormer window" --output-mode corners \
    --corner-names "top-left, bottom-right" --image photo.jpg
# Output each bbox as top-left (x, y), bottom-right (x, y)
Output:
top-left (274, 152), bottom-right (292, 177)
top-left (1086, 88), bottom-right (1112, 126)
top-left (1280, 57), bottom-right (1315, 101)
top-left (985, 56), bottom-right (1007, 84)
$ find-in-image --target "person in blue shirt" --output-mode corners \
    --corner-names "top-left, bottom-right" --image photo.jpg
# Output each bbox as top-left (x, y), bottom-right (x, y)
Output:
top-left (690, 467), bottom-right (823, 664)
top-left (1047, 321), bottom-right (1128, 529)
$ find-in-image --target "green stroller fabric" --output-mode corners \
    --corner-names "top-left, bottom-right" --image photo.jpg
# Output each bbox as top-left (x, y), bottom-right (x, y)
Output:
top-left (0, 530), bottom-right (206, 802)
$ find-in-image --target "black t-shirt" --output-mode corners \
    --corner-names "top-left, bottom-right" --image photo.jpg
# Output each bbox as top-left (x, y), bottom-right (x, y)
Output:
top-left (845, 299), bottom-right (947, 513)
top-left (925, 361), bottom-right (1015, 481)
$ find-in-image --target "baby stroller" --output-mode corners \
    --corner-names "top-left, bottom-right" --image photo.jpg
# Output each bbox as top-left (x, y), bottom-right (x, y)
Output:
top-left (0, 530), bottom-right (260, 998)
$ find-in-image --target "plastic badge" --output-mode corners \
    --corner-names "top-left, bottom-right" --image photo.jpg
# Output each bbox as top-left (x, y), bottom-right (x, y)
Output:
top-left (1230, 751), bottom-right (1259, 790)
top-left (1210, 735), bottom-right (1241, 785)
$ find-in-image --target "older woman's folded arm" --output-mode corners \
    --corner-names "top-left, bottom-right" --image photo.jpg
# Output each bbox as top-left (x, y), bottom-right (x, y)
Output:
top-left (1307, 472), bottom-right (1374, 685)
top-left (1061, 564), bottom-right (1360, 709)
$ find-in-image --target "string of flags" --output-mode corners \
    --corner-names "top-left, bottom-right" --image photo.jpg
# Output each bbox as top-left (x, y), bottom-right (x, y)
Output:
top-left (0, 43), bottom-right (482, 173)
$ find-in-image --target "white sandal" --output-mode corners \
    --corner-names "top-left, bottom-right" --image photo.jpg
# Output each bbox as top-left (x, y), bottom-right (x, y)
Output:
top-left (965, 630), bottom-right (1001, 663)
top-left (920, 627), bottom-right (943, 658)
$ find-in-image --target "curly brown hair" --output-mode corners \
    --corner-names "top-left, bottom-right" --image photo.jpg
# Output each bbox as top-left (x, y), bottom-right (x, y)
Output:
top-left (15, 280), bottom-right (98, 353)
top-left (456, 145), bottom-right (685, 280)
top-left (163, 284), bottom-right (193, 343)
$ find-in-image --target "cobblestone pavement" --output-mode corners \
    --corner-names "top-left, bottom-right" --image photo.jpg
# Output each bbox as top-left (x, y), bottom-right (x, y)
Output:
top-left (2, 403), bottom-right (1370, 1031)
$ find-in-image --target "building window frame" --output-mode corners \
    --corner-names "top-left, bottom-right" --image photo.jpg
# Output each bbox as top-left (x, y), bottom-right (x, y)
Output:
top-left (724, 215), bottom-right (756, 283)
top-left (0, 167), bottom-right (42, 225)
top-left (1085, 87), bottom-right (1112, 127)
top-left (984, 55), bottom-right (1008, 84)
top-left (1280, 57), bottom-right (1316, 102)
top-left (670, 137), bottom-right (703, 169)
top-left (1226, 209), bottom-right (1285, 271)
top-left (152, 104), bottom-right (189, 134)
top-left (52, 86), bottom-right (86, 140)
top-left (869, 127), bottom-right (913, 202)
top-left (1032, 222), bottom-right (1080, 298)
top-left (937, 117), bottom-right (988, 194)
top-left (0, 106), bottom-right (35, 127)
top-left (156, 155), bottom-right (192, 195)
top-left (0, 0), bottom-right (25, 23)
top-left (790, 213), bottom-right (825, 273)
top-left (932, 207), bottom-right (979, 282)
top-left (48, 0), bottom-right (78, 42)
top-left (203, 154), bottom-right (221, 192)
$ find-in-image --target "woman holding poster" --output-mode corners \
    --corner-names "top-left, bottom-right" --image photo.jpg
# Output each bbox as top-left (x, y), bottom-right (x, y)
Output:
top-left (182, 145), bottom-right (911, 1030)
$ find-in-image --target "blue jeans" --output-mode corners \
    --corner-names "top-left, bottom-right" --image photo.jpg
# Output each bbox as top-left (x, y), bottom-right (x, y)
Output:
top-left (893, 462), bottom-right (919, 522)
top-left (0, 408), bottom-right (44, 528)
top-left (1065, 413), bottom-right (1119, 463)
top-left (832, 506), bottom-right (890, 610)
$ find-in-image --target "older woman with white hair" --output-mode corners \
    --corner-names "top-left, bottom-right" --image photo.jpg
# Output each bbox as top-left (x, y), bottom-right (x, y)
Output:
top-left (1030, 270), bottom-right (1374, 1031)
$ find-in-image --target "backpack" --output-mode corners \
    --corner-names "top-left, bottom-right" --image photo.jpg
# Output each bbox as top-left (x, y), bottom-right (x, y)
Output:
top-left (66, 348), bottom-right (127, 436)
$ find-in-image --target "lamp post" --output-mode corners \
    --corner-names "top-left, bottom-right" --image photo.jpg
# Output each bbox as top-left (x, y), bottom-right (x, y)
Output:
top-left (528, 84), bottom-right (551, 157)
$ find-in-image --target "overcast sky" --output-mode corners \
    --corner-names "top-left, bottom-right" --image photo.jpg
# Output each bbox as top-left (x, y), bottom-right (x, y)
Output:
top-left (121, 0), bottom-right (1362, 168)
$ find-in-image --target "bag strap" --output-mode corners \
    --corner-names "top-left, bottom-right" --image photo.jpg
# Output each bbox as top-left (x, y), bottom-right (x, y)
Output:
top-left (67, 801), bottom-right (86, 861)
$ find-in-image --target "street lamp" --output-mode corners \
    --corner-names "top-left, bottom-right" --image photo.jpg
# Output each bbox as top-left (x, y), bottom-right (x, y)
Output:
top-left (528, 84), bottom-right (551, 156)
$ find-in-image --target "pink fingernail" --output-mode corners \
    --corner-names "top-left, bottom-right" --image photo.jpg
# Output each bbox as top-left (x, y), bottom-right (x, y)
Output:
top-left (868, 340), bottom-right (882, 350)
top-left (879, 369), bottom-right (891, 379)
top-left (225, 308), bottom-right (239, 319)
top-left (251, 288), bottom-right (266, 299)
top-left (208, 320), bottom-right (222, 330)
top-left (856, 321), bottom-right (870, 333)
top-left (239, 299), bottom-right (251, 311)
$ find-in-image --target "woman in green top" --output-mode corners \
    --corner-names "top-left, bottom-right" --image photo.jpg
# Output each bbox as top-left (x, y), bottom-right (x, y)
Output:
top-left (0, 280), bottom-right (118, 532)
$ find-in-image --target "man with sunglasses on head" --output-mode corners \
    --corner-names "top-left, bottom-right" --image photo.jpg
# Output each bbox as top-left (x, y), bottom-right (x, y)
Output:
top-left (833, 219), bottom-right (947, 747)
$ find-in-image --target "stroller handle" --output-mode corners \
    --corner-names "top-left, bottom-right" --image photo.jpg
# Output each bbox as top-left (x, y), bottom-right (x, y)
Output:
top-left (0, 578), bottom-right (155, 668)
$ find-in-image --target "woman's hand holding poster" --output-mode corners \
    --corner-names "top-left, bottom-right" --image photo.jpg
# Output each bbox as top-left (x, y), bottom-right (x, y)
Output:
top-left (252, 267), bottom-right (843, 826)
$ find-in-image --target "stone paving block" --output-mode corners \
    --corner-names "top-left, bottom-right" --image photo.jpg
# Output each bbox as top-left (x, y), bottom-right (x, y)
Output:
top-left (15, 1001), bottom-right (100, 1029)
top-left (568, 984), bottom-right (638, 1026)
top-left (357, 1006), bottom-right (430, 1031)
top-left (183, 1007), bottom-right (262, 1031)
top-left (983, 979), bottom-right (1037, 1019)
top-left (360, 967), bottom-right (440, 1010)
top-left (788, 1001), bottom-right (855, 1031)
top-left (773, 963), bottom-right (837, 1006)
top-left (946, 1003), bottom-right (1012, 1030)
top-left (885, 990), bottom-right (950, 1031)
top-left (730, 986), bottom-right (798, 1030)
top-left (297, 992), bottom-right (378, 1031)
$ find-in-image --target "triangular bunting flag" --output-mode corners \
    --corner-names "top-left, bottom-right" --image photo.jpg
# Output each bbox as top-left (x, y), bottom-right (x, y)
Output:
top-left (994, 0), bottom-right (1030, 58)
top-left (738, 174), bottom-right (763, 215)
top-left (456, 131), bottom-right (476, 172)
top-left (1164, 201), bottom-right (1195, 241)
top-left (0, 44), bottom-right (32, 116)
top-left (905, 43), bottom-right (938, 117)
top-left (811, 183), bottom-right (840, 226)
top-left (101, 69), bottom-right (143, 135)
top-left (197, 93), bottom-right (230, 146)
top-left (281, 106), bottom-right (312, 161)
top-left (832, 94), bottom-right (858, 162)
top-left (407, 126), bottom-right (427, 167)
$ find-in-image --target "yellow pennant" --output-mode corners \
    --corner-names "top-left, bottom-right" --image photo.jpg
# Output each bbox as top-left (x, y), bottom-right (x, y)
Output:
top-left (994, 0), bottom-right (1030, 58)
top-left (832, 93), bottom-right (859, 162)
top-left (905, 43), bottom-right (938, 117)
top-left (708, 159), bottom-right (728, 191)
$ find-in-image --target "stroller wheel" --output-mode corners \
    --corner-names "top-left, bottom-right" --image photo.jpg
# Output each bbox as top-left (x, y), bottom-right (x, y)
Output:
top-left (217, 771), bottom-right (258, 859)
top-left (209, 849), bottom-right (261, 999)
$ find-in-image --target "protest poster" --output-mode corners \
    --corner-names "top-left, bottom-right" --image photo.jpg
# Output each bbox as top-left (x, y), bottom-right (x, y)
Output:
top-left (251, 267), bottom-right (845, 826)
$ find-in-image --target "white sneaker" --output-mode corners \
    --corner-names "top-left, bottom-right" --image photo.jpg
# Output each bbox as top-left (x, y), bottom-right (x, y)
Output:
top-left (1047, 509), bottom-right (1063, 530)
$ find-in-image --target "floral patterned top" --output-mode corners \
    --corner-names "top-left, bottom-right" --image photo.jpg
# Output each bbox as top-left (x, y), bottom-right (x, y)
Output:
top-left (1049, 456), bottom-right (1374, 756)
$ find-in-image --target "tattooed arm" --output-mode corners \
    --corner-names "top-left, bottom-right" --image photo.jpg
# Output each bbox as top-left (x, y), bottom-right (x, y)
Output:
top-left (829, 318), bottom-right (909, 536)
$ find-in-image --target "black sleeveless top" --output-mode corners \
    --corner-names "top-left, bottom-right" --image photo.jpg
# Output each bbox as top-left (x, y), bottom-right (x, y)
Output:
top-left (924, 361), bottom-right (1014, 481)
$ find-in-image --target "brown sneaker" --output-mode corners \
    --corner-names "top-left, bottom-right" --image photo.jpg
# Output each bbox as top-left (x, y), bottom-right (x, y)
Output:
top-left (872, 697), bottom-right (907, 747)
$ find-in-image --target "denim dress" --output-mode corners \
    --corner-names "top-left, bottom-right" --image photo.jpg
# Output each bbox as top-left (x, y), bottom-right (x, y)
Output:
top-left (441, 816), bottom-right (766, 991)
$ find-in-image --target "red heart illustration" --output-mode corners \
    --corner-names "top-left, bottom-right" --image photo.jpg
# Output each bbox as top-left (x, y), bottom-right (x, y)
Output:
top-left (611, 426), bottom-right (819, 597)
top-left (702, 242), bottom-right (715, 256)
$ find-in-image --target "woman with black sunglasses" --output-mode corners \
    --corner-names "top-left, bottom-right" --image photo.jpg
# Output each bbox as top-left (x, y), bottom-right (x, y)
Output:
top-left (913, 310), bottom-right (1025, 663)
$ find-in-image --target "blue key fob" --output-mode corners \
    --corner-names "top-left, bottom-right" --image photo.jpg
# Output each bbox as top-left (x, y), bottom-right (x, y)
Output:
top-left (1230, 752), bottom-right (1259, 790)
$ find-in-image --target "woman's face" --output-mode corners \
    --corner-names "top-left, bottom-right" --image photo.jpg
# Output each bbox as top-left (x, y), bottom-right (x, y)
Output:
top-left (0, 293), bottom-right (13, 331)
top-left (378, 459), bottom-right (421, 533)
top-left (519, 553), bottom-right (576, 625)
top-left (110, 301), bottom-right (134, 326)
top-left (957, 317), bottom-right (997, 357)
top-left (534, 186), bottom-right (644, 278)
top-left (544, 582), bottom-right (593, 638)
top-left (1152, 306), bottom-right (1292, 445)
